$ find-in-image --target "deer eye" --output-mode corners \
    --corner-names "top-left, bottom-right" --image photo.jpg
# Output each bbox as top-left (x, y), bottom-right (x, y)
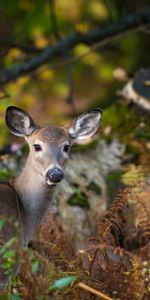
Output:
top-left (33, 144), bottom-right (42, 151)
top-left (63, 144), bottom-right (70, 153)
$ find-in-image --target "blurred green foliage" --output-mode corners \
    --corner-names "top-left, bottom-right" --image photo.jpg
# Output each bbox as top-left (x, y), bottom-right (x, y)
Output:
top-left (0, 165), bottom-right (16, 180)
top-left (67, 189), bottom-right (89, 209)
top-left (0, 0), bottom-right (150, 146)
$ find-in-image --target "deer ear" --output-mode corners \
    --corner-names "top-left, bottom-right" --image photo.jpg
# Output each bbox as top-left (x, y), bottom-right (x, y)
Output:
top-left (69, 109), bottom-right (102, 142)
top-left (5, 106), bottom-right (36, 137)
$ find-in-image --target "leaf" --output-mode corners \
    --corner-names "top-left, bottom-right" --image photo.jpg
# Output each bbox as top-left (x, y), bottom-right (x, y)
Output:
top-left (0, 295), bottom-right (22, 300)
top-left (10, 295), bottom-right (22, 300)
top-left (32, 260), bottom-right (39, 273)
top-left (0, 237), bottom-right (16, 255)
top-left (0, 219), bottom-right (5, 230)
top-left (3, 249), bottom-right (15, 259)
top-left (49, 275), bottom-right (78, 291)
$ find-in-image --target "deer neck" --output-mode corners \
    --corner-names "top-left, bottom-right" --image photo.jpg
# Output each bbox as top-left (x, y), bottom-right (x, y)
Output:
top-left (14, 154), bottom-right (55, 226)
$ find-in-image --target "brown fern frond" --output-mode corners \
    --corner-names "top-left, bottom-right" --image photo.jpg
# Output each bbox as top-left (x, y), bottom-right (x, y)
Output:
top-left (136, 217), bottom-right (150, 249)
top-left (123, 182), bottom-right (150, 251)
top-left (79, 238), bottom-right (150, 300)
top-left (96, 187), bottom-right (131, 247)
top-left (135, 186), bottom-right (150, 248)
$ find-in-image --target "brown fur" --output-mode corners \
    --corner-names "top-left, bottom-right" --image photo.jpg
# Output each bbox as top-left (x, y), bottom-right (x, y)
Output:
top-left (32, 126), bottom-right (70, 144)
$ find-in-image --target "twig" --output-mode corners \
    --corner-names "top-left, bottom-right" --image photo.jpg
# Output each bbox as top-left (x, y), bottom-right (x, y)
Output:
top-left (0, 10), bottom-right (150, 85)
top-left (78, 282), bottom-right (113, 300)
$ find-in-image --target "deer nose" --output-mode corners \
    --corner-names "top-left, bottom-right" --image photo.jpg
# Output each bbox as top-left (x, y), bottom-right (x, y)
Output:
top-left (46, 167), bottom-right (64, 183)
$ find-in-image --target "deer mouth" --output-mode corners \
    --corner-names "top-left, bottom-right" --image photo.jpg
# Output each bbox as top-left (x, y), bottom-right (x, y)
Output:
top-left (46, 179), bottom-right (57, 186)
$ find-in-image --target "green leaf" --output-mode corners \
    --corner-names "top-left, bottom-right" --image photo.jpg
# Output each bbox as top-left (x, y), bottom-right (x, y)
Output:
top-left (10, 295), bottom-right (22, 300)
top-left (49, 275), bottom-right (78, 291)
top-left (3, 249), bottom-right (15, 259)
top-left (32, 260), bottom-right (39, 273)
top-left (0, 295), bottom-right (22, 300)
top-left (0, 237), bottom-right (16, 255)
top-left (0, 219), bottom-right (5, 230)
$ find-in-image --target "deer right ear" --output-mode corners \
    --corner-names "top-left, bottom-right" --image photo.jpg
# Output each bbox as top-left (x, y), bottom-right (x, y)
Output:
top-left (5, 106), bottom-right (36, 137)
top-left (69, 109), bottom-right (102, 142)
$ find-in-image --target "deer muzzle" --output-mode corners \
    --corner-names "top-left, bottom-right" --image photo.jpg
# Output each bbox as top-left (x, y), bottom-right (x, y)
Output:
top-left (46, 167), bottom-right (64, 184)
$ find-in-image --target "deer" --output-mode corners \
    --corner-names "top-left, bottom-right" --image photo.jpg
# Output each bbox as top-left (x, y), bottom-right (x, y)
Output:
top-left (0, 106), bottom-right (102, 290)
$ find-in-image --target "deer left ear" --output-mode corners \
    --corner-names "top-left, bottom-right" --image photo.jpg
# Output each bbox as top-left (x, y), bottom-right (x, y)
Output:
top-left (69, 109), bottom-right (102, 142)
top-left (5, 106), bottom-right (36, 137)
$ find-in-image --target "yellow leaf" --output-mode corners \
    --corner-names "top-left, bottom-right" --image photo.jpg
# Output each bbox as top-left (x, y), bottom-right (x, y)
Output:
top-left (88, 0), bottom-right (108, 20)
top-left (54, 82), bottom-right (68, 98)
top-left (17, 76), bottom-right (30, 87)
top-left (31, 28), bottom-right (49, 48)
top-left (56, 0), bottom-right (80, 21)
top-left (38, 68), bottom-right (54, 81)
top-left (5, 48), bottom-right (22, 62)
top-left (122, 165), bottom-right (144, 185)
top-left (75, 23), bottom-right (91, 33)
top-left (74, 44), bottom-right (100, 66)
top-left (34, 36), bottom-right (49, 48)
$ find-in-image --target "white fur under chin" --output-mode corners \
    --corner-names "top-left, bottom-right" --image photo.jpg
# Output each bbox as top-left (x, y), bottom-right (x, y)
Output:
top-left (46, 179), bottom-right (56, 186)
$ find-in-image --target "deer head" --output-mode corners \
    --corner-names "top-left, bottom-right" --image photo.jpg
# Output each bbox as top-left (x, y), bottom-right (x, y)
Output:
top-left (6, 106), bottom-right (102, 186)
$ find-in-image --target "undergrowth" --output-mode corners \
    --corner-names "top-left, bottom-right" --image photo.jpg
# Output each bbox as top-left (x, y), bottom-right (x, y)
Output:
top-left (0, 179), bottom-right (150, 299)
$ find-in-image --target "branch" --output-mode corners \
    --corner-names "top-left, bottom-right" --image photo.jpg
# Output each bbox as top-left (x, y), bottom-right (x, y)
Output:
top-left (0, 10), bottom-right (150, 85)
